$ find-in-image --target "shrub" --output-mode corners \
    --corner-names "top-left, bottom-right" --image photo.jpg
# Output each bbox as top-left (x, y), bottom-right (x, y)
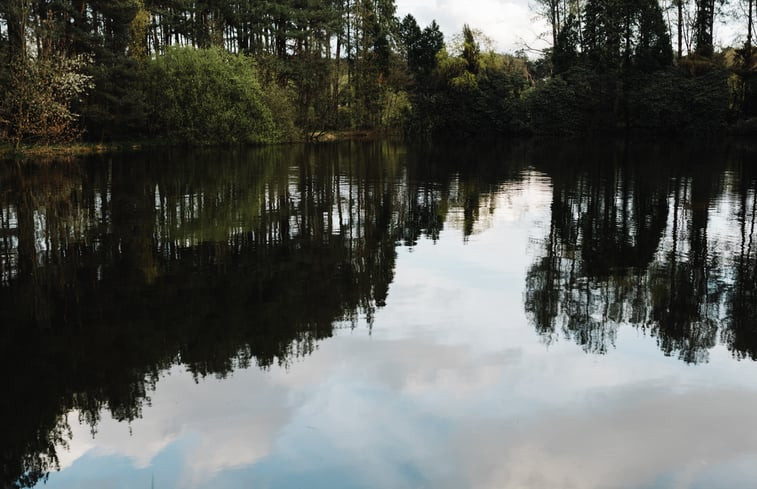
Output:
top-left (146, 47), bottom-right (274, 145)
top-left (628, 69), bottom-right (730, 134)
top-left (0, 55), bottom-right (94, 149)
top-left (525, 67), bottom-right (595, 134)
top-left (261, 81), bottom-right (301, 142)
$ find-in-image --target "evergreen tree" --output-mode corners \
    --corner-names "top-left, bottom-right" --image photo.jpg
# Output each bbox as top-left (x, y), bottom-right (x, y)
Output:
top-left (694, 0), bottom-right (715, 56)
top-left (553, 14), bottom-right (580, 74)
top-left (461, 24), bottom-right (480, 74)
top-left (635, 0), bottom-right (673, 71)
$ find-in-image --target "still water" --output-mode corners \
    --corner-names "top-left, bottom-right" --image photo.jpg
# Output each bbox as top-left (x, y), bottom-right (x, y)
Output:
top-left (2, 140), bottom-right (757, 489)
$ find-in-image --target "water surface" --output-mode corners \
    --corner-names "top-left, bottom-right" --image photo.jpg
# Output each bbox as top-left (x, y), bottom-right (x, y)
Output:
top-left (2, 141), bottom-right (757, 489)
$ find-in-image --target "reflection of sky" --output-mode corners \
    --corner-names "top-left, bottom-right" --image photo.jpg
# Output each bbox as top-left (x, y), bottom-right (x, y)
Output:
top-left (41, 172), bottom-right (757, 489)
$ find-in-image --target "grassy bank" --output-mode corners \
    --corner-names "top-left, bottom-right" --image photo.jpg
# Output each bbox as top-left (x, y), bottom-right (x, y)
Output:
top-left (0, 130), bottom-right (400, 161)
top-left (0, 141), bottom-right (157, 160)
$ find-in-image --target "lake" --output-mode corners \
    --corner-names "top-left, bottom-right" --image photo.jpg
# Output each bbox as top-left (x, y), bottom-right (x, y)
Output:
top-left (2, 140), bottom-right (757, 489)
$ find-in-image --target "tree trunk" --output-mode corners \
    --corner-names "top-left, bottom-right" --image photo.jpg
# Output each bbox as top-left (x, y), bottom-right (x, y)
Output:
top-left (747, 0), bottom-right (754, 65)
top-left (677, 0), bottom-right (683, 59)
top-left (6, 0), bottom-right (30, 62)
top-left (334, 34), bottom-right (341, 115)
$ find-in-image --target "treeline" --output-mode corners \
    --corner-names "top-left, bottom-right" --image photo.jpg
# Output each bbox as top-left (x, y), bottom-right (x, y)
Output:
top-left (0, 0), bottom-right (756, 147)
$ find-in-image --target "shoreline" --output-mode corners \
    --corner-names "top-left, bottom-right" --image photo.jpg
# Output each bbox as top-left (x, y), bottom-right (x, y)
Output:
top-left (0, 130), bottom-right (396, 160)
top-left (3, 124), bottom-right (757, 161)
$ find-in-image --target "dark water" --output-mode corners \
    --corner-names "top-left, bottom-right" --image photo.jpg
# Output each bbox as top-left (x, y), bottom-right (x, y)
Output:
top-left (2, 141), bottom-right (757, 489)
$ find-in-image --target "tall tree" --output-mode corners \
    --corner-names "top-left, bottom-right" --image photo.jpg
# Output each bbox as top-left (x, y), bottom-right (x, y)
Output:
top-left (461, 24), bottom-right (480, 74)
top-left (694, 0), bottom-right (715, 56)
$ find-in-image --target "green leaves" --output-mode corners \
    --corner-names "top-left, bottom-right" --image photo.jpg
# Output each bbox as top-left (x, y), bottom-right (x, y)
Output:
top-left (146, 47), bottom-right (275, 144)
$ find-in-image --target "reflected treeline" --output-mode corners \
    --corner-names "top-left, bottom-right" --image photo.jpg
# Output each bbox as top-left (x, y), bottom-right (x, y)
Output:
top-left (0, 142), bottom-right (528, 488)
top-left (5, 140), bottom-right (756, 488)
top-left (525, 141), bottom-right (757, 364)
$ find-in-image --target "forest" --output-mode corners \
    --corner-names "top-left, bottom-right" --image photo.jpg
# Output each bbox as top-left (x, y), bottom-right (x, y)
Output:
top-left (0, 0), bottom-right (756, 148)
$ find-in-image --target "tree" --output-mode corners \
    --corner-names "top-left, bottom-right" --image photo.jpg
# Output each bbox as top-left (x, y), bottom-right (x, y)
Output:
top-left (399, 15), bottom-right (443, 81)
top-left (636, 0), bottom-right (673, 71)
top-left (581, 0), bottom-right (672, 73)
top-left (553, 14), bottom-right (581, 74)
top-left (1, 55), bottom-right (94, 149)
top-left (694, 0), bottom-right (716, 56)
top-left (461, 24), bottom-right (480, 74)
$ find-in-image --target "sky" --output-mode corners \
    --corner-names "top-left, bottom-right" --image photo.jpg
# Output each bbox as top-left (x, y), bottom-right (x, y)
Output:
top-left (395, 0), bottom-right (549, 54)
top-left (395, 0), bottom-right (745, 55)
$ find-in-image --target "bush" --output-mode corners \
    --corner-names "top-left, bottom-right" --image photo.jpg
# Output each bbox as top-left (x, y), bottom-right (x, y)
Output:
top-left (524, 65), bottom-right (730, 135)
top-left (0, 55), bottom-right (94, 149)
top-left (146, 47), bottom-right (274, 145)
top-left (261, 80), bottom-right (301, 142)
top-left (628, 69), bottom-right (730, 134)
top-left (525, 67), bottom-right (595, 134)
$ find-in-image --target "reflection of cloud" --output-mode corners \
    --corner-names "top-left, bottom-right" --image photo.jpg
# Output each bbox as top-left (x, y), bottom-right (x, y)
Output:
top-left (452, 389), bottom-right (757, 489)
top-left (260, 337), bottom-right (757, 489)
top-left (59, 366), bottom-right (292, 487)
top-left (52, 332), bottom-right (757, 489)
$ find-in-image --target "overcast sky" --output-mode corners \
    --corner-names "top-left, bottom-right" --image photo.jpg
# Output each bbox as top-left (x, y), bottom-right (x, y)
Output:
top-left (395, 0), bottom-right (744, 55)
top-left (396, 0), bottom-right (548, 53)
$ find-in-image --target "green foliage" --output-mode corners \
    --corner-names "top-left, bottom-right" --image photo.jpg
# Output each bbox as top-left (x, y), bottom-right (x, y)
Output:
top-left (635, 0), bottom-right (673, 71)
top-left (146, 47), bottom-right (274, 145)
top-left (525, 68), bottom-right (594, 134)
top-left (82, 56), bottom-right (148, 141)
top-left (628, 69), bottom-right (730, 133)
top-left (553, 14), bottom-right (580, 75)
top-left (287, 53), bottom-right (337, 138)
top-left (461, 24), bottom-right (481, 75)
top-left (580, 0), bottom-right (672, 74)
top-left (399, 16), bottom-right (444, 82)
top-left (381, 89), bottom-right (411, 128)
top-left (261, 81), bottom-right (302, 143)
top-left (406, 38), bottom-right (531, 139)
top-left (0, 0), bottom-right (751, 144)
top-left (524, 66), bottom-right (731, 135)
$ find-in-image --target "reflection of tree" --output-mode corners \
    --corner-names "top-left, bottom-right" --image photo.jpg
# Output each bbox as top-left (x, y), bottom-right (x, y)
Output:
top-left (525, 143), bottom-right (756, 364)
top-left (0, 142), bottom-right (527, 488)
top-left (647, 175), bottom-right (722, 364)
top-left (724, 171), bottom-right (757, 359)
top-left (0, 146), bottom-right (402, 487)
top-left (526, 144), bottom-right (670, 354)
top-left (7, 140), bottom-right (754, 488)
top-left (403, 142), bottom-right (527, 242)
